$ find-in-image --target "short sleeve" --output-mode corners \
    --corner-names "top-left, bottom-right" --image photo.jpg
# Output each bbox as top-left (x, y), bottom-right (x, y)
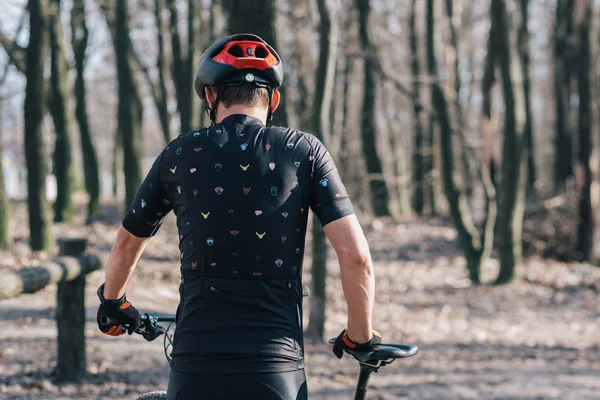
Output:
top-left (122, 147), bottom-right (174, 238)
top-left (308, 136), bottom-right (355, 226)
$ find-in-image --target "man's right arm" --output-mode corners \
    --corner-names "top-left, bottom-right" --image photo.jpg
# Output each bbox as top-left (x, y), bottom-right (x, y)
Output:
top-left (324, 215), bottom-right (374, 343)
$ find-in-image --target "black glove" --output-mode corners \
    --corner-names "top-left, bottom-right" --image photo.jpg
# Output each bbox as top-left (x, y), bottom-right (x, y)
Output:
top-left (97, 283), bottom-right (141, 336)
top-left (332, 329), bottom-right (381, 359)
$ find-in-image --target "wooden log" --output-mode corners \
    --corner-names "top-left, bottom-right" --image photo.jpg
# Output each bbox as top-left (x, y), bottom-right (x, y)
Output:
top-left (0, 253), bottom-right (100, 300)
top-left (56, 238), bottom-right (89, 383)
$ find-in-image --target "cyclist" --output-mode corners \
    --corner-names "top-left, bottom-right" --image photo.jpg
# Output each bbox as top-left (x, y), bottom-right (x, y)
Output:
top-left (96, 33), bottom-right (379, 400)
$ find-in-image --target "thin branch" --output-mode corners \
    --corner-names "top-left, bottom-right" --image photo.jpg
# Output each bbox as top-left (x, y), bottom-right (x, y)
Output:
top-left (0, 9), bottom-right (28, 74)
top-left (131, 44), bottom-right (161, 110)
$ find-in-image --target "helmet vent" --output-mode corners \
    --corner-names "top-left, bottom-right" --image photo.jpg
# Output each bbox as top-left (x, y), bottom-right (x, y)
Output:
top-left (228, 45), bottom-right (244, 57)
top-left (255, 46), bottom-right (268, 58)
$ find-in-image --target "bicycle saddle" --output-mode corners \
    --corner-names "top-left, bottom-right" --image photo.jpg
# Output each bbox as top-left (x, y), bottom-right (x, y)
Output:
top-left (328, 338), bottom-right (418, 366)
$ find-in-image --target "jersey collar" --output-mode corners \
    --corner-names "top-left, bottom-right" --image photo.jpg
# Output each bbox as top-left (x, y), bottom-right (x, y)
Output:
top-left (220, 114), bottom-right (265, 126)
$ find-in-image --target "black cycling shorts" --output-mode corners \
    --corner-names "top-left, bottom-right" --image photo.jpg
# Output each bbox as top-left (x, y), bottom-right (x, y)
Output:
top-left (166, 368), bottom-right (308, 400)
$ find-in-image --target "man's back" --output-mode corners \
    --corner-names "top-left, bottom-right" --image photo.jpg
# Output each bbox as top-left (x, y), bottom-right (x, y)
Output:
top-left (122, 114), bottom-right (354, 373)
top-left (97, 34), bottom-right (375, 400)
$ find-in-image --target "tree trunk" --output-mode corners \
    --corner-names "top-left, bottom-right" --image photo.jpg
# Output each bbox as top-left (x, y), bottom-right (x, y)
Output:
top-left (574, 0), bottom-right (594, 262)
top-left (115, 0), bottom-right (143, 209)
top-left (383, 86), bottom-right (412, 218)
top-left (154, 0), bottom-right (172, 143)
top-left (481, 4), bottom-right (498, 188)
top-left (427, 0), bottom-right (494, 283)
top-left (356, 0), bottom-right (391, 217)
top-left (426, 1), bottom-right (444, 216)
top-left (493, 0), bottom-right (526, 285)
top-left (337, 55), bottom-right (352, 176)
top-left (187, 0), bottom-right (200, 130)
top-left (553, 0), bottom-right (575, 193)
top-left (444, 0), bottom-right (473, 199)
top-left (410, 0), bottom-right (425, 216)
top-left (306, 0), bottom-right (337, 343)
top-left (166, 0), bottom-right (188, 134)
top-left (0, 95), bottom-right (12, 249)
top-left (112, 129), bottom-right (121, 197)
top-left (24, 0), bottom-right (53, 251)
top-left (221, 0), bottom-right (289, 126)
top-left (71, 0), bottom-right (101, 222)
top-left (199, 0), bottom-right (215, 129)
top-left (49, 0), bottom-right (74, 223)
top-left (517, 0), bottom-right (536, 196)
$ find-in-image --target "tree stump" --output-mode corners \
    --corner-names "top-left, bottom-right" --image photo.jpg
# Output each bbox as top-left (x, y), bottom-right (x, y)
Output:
top-left (55, 238), bottom-right (88, 383)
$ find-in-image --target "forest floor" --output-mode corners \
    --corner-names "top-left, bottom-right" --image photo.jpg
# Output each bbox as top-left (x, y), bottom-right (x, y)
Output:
top-left (1, 199), bottom-right (599, 400)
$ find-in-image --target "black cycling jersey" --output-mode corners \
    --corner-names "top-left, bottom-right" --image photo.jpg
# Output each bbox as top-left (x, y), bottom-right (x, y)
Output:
top-left (122, 114), bottom-right (354, 374)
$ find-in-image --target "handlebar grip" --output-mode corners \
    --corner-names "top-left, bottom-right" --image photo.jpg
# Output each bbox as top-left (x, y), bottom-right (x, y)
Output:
top-left (99, 315), bottom-right (127, 333)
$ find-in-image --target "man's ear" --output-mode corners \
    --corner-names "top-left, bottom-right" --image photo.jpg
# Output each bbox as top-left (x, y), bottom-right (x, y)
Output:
top-left (270, 89), bottom-right (281, 113)
top-left (205, 87), bottom-right (217, 108)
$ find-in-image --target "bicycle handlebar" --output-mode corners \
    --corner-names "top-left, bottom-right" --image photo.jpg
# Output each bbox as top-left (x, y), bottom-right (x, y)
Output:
top-left (99, 312), bottom-right (176, 340)
top-left (103, 313), bottom-right (418, 400)
top-left (140, 313), bottom-right (177, 324)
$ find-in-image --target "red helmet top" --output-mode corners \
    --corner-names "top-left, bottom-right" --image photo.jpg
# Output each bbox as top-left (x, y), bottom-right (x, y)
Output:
top-left (194, 34), bottom-right (284, 99)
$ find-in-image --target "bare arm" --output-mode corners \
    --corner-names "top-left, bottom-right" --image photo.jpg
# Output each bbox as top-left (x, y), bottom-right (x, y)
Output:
top-left (324, 215), bottom-right (374, 343)
top-left (103, 225), bottom-right (152, 299)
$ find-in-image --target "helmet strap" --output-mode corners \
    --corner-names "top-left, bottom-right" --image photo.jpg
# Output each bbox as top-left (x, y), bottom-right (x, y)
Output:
top-left (266, 88), bottom-right (274, 124)
top-left (205, 86), bottom-right (227, 126)
top-left (204, 101), bottom-right (216, 126)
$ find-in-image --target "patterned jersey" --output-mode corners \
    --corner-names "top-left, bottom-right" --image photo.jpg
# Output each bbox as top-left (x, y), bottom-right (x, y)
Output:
top-left (121, 114), bottom-right (354, 373)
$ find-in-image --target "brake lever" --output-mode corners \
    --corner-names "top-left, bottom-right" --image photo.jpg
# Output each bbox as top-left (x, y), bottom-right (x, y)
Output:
top-left (142, 325), bottom-right (165, 342)
top-left (135, 314), bottom-right (165, 342)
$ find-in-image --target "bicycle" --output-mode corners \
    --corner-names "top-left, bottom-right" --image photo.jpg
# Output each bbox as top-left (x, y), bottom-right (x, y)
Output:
top-left (101, 312), bottom-right (418, 400)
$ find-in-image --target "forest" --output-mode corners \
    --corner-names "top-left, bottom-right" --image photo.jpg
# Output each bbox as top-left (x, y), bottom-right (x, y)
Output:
top-left (1, 0), bottom-right (599, 399)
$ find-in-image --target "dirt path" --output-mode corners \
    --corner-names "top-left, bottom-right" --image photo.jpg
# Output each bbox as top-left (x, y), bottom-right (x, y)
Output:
top-left (1, 203), bottom-right (599, 399)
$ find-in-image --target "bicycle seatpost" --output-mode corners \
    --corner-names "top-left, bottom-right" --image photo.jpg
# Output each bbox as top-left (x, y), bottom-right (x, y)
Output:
top-left (354, 363), bottom-right (377, 400)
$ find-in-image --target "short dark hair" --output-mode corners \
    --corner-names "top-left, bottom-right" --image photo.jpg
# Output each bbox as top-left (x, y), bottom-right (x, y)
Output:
top-left (216, 83), bottom-right (270, 109)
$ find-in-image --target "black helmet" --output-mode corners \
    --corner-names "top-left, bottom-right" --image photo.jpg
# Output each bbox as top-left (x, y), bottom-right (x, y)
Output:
top-left (194, 33), bottom-right (284, 99)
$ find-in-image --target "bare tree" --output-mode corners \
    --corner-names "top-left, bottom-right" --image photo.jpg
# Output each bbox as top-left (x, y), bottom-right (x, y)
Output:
top-left (24, 0), bottom-right (53, 250)
top-left (114, 0), bottom-right (143, 208)
top-left (306, 0), bottom-right (338, 342)
top-left (444, 0), bottom-right (473, 199)
top-left (574, 0), bottom-right (594, 262)
top-left (383, 84), bottom-right (412, 218)
top-left (134, 0), bottom-right (172, 144)
top-left (166, 0), bottom-right (200, 134)
top-left (425, 1), bottom-right (443, 215)
top-left (493, 0), bottom-right (526, 284)
top-left (0, 89), bottom-right (11, 249)
top-left (553, 0), bottom-right (575, 193)
top-left (410, 0), bottom-right (426, 216)
top-left (0, 12), bottom-right (27, 249)
top-left (427, 0), bottom-right (496, 283)
top-left (356, 0), bottom-right (391, 216)
top-left (481, 0), bottom-right (498, 188)
top-left (517, 0), bottom-right (536, 196)
top-left (71, 0), bottom-right (101, 222)
top-left (48, 0), bottom-right (75, 223)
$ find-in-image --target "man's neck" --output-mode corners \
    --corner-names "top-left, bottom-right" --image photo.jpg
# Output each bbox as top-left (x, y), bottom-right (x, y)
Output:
top-left (215, 105), bottom-right (268, 125)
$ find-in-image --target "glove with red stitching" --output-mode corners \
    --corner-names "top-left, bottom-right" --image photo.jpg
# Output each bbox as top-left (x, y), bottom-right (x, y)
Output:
top-left (332, 329), bottom-right (381, 359)
top-left (96, 283), bottom-right (141, 336)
